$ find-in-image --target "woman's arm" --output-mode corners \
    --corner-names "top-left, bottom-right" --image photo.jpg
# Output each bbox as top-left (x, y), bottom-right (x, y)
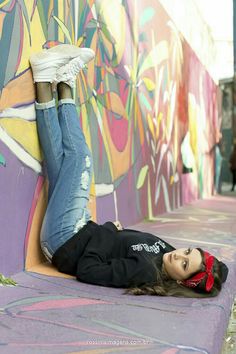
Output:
top-left (76, 251), bottom-right (154, 288)
top-left (102, 221), bottom-right (123, 231)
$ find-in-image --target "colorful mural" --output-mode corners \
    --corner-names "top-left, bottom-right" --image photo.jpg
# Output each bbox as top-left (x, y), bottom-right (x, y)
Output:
top-left (0, 0), bottom-right (219, 275)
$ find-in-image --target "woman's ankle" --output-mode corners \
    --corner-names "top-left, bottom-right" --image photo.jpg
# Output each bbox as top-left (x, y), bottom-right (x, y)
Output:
top-left (57, 82), bottom-right (73, 100)
top-left (35, 82), bottom-right (53, 103)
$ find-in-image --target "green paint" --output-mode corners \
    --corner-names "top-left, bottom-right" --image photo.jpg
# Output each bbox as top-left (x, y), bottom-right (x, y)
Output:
top-left (139, 7), bottom-right (155, 27)
top-left (53, 16), bottom-right (72, 44)
top-left (37, 0), bottom-right (48, 39)
top-left (2, 295), bottom-right (74, 311)
top-left (136, 165), bottom-right (149, 189)
top-left (0, 273), bottom-right (17, 287)
top-left (139, 92), bottom-right (152, 111)
top-left (0, 153), bottom-right (6, 166)
top-left (147, 175), bottom-right (154, 220)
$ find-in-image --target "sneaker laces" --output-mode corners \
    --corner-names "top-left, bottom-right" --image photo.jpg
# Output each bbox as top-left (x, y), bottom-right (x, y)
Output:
top-left (55, 56), bottom-right (85, 87)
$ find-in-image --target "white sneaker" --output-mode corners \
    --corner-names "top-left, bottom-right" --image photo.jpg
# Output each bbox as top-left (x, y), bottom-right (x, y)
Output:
top-left (54, 48), bottom-right (95, 87)
top-left (29, 45), bottom-right (93, 83)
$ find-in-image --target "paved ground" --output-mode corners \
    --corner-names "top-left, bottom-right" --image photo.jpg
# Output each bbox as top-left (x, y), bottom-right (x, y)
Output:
top-left (221, 182), bottom-right (236, 197)
top-left (219, 183), bottom-right (236, 354)
top-left (222, 299), bottom-right (236, 354)
top-left (0, 193), bottom-right (236, 354)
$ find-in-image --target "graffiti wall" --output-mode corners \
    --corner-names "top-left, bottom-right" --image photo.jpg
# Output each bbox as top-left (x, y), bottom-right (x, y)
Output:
top-left (0, 0), bottom-right (219, 276)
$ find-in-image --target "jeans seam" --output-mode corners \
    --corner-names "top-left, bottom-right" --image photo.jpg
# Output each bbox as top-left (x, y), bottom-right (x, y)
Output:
top-left (44, 109), bottom-right (62, 175)
top-left (63, 105), bottom-right (77, 154)
top-left (59, 162), bottom-right (77, 242)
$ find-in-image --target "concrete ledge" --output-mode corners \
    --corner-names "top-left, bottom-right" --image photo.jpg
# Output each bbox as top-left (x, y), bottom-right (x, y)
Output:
top-left (0, 195), bottom-right (236, 354)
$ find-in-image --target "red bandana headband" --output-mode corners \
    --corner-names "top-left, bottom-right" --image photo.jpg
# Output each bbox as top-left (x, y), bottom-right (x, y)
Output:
top-left (181, 251), bottom-right (215, 292)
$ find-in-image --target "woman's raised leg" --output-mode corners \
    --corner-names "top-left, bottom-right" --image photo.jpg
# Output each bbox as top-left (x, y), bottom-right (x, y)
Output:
top-left (40, 84), bottom-right (93, 260)
top-left (35, 82), bottom-right (63, 199)
top-left (30, 45), bottom-right (95, 261)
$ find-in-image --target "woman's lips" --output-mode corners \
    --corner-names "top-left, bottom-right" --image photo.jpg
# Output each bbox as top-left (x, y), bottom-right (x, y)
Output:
top-left (169, 253), bottom-right (172, 263)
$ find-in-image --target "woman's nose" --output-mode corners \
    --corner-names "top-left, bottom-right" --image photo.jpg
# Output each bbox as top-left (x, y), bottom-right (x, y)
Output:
top-left (174, 253), bottom-right (185, 260)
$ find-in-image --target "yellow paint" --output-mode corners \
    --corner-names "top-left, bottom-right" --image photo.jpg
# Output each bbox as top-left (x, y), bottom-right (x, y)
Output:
top-left (147, 113), bottom-right (155, 140)
top-left (16, 12), bottom-right (31, 74)
top-left (130, 67), bottom-right (136, 84)
top-left (147, 175), bottom-right (154, 220)
top-left (48, 0), bottom-right (54, 24)
top-left (69, 12), bottom-right (75, 44)
top-left (28, 262), bottom-right (75, 278)
top-left (0, 118), bottom-right (42, 161)
top-left (0, 0), bottom-right (11, 8)
top-left (27, 3), bottom-right (46, 55)
top-left (132, 1), bottom-right (138, 73)
top-left (156, 112), bottom-right (163, 141)
top-left (87, 57), bottom-right (95, 92)
top-left (0, 13), bottom-right (6, 40)
top-left (88, 184), bottom-right (97, 221)
top-left (53, 15), bottom-right (72, 44)
top-left (139, 41), bottom-right (169, 76)
top-left (77, 36), bottom-right (84, 47)
top-left (135, 94), bottom-right (145, 146)
top-left (11, 0), bottom-right (45, 73)
top-left (105, 92), bottom-right (127, 120)
top-left (99, 0), bottom-right (126, 63)
top-left (165, 105), bottom-right (170, 141)
top-left (143, 77), bottom-right (155, 91)
top-left (25, 180), bottom-right (47, 270)
top-left (81, 105), bottom-right (96, 220)
top-left (58, 5), bottom-right (64, 43)
top-left (77, 69), bottom-right (92, 104)
top-left (101, 30), bottom-right (113, 60)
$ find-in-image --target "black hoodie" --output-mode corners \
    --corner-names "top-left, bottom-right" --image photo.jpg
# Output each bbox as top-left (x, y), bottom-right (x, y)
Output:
top-left (52, 221), bottom-right (175, 288)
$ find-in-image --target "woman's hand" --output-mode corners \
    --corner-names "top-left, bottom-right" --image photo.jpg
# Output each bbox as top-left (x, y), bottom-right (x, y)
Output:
top-left (112, 220), bottom-right (123, 230)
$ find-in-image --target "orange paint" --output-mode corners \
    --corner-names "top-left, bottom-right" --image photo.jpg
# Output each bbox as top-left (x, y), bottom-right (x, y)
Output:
top-left (0, 13), bottom-right (6, 40)
top-left (0, 70), bottom-right (35, 110)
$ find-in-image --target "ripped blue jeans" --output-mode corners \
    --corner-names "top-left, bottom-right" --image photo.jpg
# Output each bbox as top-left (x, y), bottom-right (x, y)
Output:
top-left (36, 99), bottom-right (92, 261)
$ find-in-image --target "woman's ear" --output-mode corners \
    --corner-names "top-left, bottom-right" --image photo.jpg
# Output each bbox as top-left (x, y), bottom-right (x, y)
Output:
top-left (176, 280), bottom-right (182, 285)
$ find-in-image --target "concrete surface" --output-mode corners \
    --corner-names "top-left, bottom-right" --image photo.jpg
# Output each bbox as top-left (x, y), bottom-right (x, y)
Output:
top-left (0, 194), bottom-right (236, 354)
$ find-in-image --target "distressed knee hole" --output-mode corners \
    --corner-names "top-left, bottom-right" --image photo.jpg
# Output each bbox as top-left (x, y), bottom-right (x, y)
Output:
top-left (74, 213), bottom-right (86, 233)
top-left (81, 170), bottom-right (90, 190)
top-left (81, 156), bottom-right (91, 190)
top-left (85, 155), bottom-right (91, 168)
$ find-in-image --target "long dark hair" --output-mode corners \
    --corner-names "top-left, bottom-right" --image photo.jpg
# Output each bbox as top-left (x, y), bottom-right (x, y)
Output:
top-left (125, 249), bottom-right (226, 298)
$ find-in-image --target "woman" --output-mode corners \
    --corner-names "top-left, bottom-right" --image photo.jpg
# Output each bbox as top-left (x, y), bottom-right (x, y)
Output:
top-left (30, 44), bottom-right (228, 298)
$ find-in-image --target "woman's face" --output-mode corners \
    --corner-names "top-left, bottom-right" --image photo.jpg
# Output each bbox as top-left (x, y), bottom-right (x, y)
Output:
top-left (162, 248), bottom-right (202, 281)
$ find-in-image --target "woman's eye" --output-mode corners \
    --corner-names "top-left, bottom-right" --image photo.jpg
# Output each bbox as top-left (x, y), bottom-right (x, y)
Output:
top-left (185, 248), bottom-right (191, 255)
